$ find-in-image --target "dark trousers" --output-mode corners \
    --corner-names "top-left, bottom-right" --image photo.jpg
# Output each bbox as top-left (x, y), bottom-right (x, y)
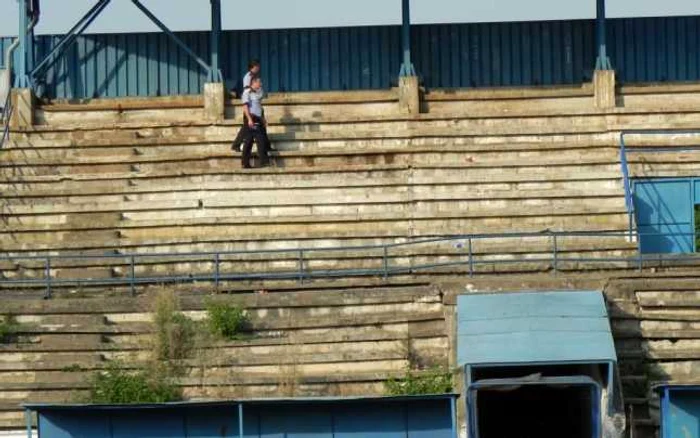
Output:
top-left (241, 115), bottom-right (271, 168)
top-left (231, 116), bottom-right (249, 151)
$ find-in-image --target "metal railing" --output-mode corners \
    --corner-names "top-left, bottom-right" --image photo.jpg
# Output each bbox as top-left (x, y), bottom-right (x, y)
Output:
top-left (619, 129), bottom-right (700, 236)
top-left (2, 230), bottom-right (699, 299)
top-left (0, 88), bottom-right (11, 148)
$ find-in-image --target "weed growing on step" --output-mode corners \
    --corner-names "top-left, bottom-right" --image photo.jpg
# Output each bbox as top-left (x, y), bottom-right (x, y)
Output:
top-left (87, 362), bottom-right (182, 404)
top-left (205, 301), bottom-right (249, 340)
top-left (153, 290), bottom-right (198, 365)
top-left (0, 315), bottom-right (19, 344)
top-left (61, 364), bottom-right (85, 373)
top-left (385, 366), bottom-right (453, 396)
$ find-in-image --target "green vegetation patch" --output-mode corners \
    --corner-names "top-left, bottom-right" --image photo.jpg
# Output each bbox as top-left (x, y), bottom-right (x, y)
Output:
top-left (385, 366), bottom-right (453, 396)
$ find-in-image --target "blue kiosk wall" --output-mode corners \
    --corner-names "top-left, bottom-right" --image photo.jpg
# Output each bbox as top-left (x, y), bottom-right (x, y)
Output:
top-left (657, 385), bottom-right (700, 438)
top-left (26, 396), bottom-right (458, 438)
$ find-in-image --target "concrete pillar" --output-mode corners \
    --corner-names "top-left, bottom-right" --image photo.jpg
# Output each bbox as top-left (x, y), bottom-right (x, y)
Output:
top-left (203, 82), bottom-right (225, 122)
top-left (398, 76), bottom-right (420, 115)
top-left (593, 70), bottom-right (616, 110)
top-left (9, 88), bottom-right (34, 129)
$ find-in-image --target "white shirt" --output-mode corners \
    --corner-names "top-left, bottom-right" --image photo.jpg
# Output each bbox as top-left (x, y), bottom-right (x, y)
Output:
top-left (242, 88), bottom-right (264, 118)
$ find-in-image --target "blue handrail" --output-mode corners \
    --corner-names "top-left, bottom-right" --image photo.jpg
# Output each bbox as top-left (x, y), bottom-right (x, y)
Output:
top-left (1, 88), bottom-right (11, 148)
top-left (618, 132), bottom-right (634, 238)
top-left (2, 229), bottom-right (699, 299)
top-left (619, 129), bottom-right (700, 237)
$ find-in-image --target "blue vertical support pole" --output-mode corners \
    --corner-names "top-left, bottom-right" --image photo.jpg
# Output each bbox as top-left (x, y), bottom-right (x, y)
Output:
top-left (26, 0), bottom-right (37, 76)
top-left (16, 0), bottom-right (30, 88)
top-left (24, 409), bottom-right (33, 438)
top-left (399, 0), bottom-right (416, 76)
top-left (595, 0), bottom-right (612, 70)
top-left (209, 0), bottom-right (223, 82)
top-left (237, 403), bottom-right (244, 438)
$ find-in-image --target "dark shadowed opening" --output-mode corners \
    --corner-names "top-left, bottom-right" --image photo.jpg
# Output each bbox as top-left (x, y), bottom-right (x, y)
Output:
top-left (476, 384), bottom-right (593, 438)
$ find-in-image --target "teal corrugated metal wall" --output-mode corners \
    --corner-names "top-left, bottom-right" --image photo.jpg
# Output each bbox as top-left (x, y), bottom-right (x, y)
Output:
top-left (1, 15), bottom-right (699, 98)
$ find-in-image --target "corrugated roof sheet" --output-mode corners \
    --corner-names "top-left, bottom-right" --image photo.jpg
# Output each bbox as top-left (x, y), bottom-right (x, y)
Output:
top-left (457, 290), bottom-right (617, 366)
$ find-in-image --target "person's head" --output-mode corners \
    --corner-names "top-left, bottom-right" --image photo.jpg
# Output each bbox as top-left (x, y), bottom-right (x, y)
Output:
top-left (250, 76), bottom-right (263, 91)
top-left (248, 59), bottom-right (261, 75)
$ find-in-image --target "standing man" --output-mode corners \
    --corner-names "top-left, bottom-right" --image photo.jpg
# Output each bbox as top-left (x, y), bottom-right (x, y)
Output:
top-left (231, 59), bottom-right (262, 152)
top-left (240, 76), bottom-right (271, 169)
top-left (242, 59), bottom-right (261, 91)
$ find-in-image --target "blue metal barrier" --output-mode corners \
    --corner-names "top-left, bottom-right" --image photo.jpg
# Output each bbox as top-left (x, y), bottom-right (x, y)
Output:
top-left (2, 230), bottom-right (699, 298)
top-left (619, 129), bottom-right (700, 237)
top-left (0, 88), bottom-right (11, 148)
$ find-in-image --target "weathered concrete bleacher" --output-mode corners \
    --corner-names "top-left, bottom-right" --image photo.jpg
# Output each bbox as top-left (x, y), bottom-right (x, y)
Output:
top-left (0, 282), bottom-right (448, 429)
top-left (3, 83), bottom-right (700, 435)
top-left (8, 84), bottom-right (700, 286)
top-left (2, 271), bottom-right (699, 436)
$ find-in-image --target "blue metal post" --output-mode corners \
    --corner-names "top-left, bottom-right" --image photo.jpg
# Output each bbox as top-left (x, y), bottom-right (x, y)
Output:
top-left (595, 0), bottom-right (612, 70)
top-left (209, 0), bottom-right (223, 82)
top-left (26, 1), bottom-right (36, 76)
top-left (238, 403), bottom-right (244, 438)
top-left (450, 396), bottom-right (458, 438)
top-left (24, 409), bottom-right (33, 438)
top-left (661, 388), bottom-right (670, 438)
top-left (399, 0), bottom-right (416, 76)
top-left (16, 0), bottom-right (30, 87)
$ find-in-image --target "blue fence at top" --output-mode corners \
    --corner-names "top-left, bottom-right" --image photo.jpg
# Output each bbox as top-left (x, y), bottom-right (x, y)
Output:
top-left (1, 15), bottom-right (699, 98)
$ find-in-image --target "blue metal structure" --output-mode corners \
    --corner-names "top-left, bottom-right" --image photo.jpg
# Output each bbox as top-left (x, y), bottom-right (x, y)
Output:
top-left (619, 130), bottom-right (700, 253)
top-left (13, 0), bottom-right (223, 92)
top-left (24, 396), bottom-right (459, 438)
top-left (3, 15), bottom-right (700, 98)
top-left (456, 291), bottom-right (619, 387)
top-left (595, 0), bottom-right (612, 70)
top-left (399, 0), bottom-right (416, 77)
top-left (456, 291), bottom-right (617, 366)
top-left (634, 178), bottom-right (698, 254)
top-left (457, 291), bottom-right (623, 438)
top-left (656, 385), bottom-right (700, 438)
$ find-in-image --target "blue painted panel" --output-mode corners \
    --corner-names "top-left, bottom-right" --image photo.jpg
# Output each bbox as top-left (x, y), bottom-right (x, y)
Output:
top-left (457, 291), bottom-right (617, 366)
top-left (111, 410), bottom-right (184, 438)
top-left (460, 316), bottom-right (611, 334)
top-left (185, 407), bottom-right (241, 438)
top-left (634, 179), bottom-right (694, 253)
top-left (333, 404), bottom-right (406, 438)
top-left (38, 412), bottom-right (110, 438)
top-left (458, 331), bottom-right (618, 365)
top-left (457, 291), bottom-right (608, 321)
top-left (32, 398), bottom-right (456, 438)
top-left (661, 390), bottom-right (700, 438)
top-left (258, 405), bottom-right (333, 438)
top-left (406, 401), bottom-right (453, 438)
top-left (6, 15), bottom-right (700, 98)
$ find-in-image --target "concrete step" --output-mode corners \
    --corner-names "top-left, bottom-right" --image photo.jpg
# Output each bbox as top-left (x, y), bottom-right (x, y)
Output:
top-left (1, 178), bottom-right (624, 203)
top-left (0, 196), bottom-right (628, 228)
top-left (636, 291), bottom-right (700, 308)
top-left (20, 109), bottom-right (700, 138)
top-left (0, 167), bottom-right (624, 197)
top-left (4, 136), bottom-right (621, 155)
top-left (0, 218), bottom-right (630, 253)
top-left (0, 324), bottom-right (445, 371)
top-left (0, 151), bottom-right (622, 177)
top-left (0, 283), bottom-right (437, 311)
top-left (0, 213), bottom-right (629, 252)
top-left (0, 163), bottom-right (624, 186)
top-left (0, 189), bottom-right (626, 218)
